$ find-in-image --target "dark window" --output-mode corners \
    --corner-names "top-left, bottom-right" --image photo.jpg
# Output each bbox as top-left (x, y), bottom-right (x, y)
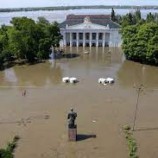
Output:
top-left (85, 33), bottom-right (89, 40)
top-left (79, 33), bottom-right (83, 40)
top-left (66, 42), bottom-right (70, 46)
top-left (105, 42), bottom-right (109, 47)
top-left (92, 43), bottom-right (96, 47)
top-left (92, 33), bottom-right (96, 40)
top-left (72, 33), bottom-right (76, 40)
top-left (79, 43), bottom-right (83, 46)
top-left (86, 43), bottom-right (89, 47)
top-left (99, 33), bottom-right (103, 40)
top-left (98, 43), bottom-right (102, 47)
top-left (72, 42), bottom-right (76, 46)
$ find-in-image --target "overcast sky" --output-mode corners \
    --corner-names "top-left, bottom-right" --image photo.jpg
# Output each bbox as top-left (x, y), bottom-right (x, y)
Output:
top-left (0, 0), bottom-right (158, 8)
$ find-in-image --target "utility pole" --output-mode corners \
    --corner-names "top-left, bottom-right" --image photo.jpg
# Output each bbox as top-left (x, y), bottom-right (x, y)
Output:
top-left (132, 84), bottom-right (143, 131)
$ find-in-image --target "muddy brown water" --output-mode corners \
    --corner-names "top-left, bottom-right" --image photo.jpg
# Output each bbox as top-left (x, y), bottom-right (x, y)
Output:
top-left (0, 47), bottom-right (158, 158)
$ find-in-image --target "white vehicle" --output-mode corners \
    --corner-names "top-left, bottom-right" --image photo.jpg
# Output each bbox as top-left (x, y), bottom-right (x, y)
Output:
top-left (98, 78), bottom-right (106, 84)
top-left (69, 77), bottom-right (78, 83)
top-left (105, 77), bottom-right (114, 84)
top-left (98, 77), bottom-right (115, 85)
top-left (62, 77), bottom-right (70, 83)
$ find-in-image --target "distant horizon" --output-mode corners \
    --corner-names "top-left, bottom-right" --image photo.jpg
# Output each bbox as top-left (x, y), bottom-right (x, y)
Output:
top-left (1, 4), bottom-right (158, 10)
top-left (0, 0), bottom-right (158, 9)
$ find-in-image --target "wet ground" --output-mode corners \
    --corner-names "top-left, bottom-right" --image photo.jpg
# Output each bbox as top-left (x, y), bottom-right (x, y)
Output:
top-left (0, 47), bottom-right (158, 158)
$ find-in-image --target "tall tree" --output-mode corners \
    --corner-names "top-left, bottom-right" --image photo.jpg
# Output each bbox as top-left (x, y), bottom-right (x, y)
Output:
top-left (0, 16), bottom-right (62, 67)
top-left (135, 9), bottom-right (141, 22)
top-left (0, 25), bottom-right (13, 65)
top-left (121, 21), bottom-right (158, 65)
top-left (10, 17), bottom-right (43, 62)
top-left (36, 18), bottom-right (62, 58)
top-left (146, 12), bottom-right (155, 23)
top-left (111, 8), bottom-right (116, 22)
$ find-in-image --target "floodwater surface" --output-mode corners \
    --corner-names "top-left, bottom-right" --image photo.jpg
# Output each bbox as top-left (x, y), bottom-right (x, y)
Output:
top-left (0, 47), bottom-right (158, 158)
top-left (0, 9), bottom-right (157, 26)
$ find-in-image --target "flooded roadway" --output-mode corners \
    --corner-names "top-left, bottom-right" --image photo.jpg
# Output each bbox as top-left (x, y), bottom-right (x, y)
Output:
top-left (0, 47), bottom-right (158, 158)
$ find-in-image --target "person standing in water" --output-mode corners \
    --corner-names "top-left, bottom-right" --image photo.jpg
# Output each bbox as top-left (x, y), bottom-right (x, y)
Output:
top-left (22, 89), bottom-right (26, 96)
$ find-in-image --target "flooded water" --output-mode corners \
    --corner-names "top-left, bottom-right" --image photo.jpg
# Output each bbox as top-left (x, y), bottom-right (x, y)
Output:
top-left (0, 9), bottom-right (157, 26)
top-left (0, 47), bottom-right (158, 158)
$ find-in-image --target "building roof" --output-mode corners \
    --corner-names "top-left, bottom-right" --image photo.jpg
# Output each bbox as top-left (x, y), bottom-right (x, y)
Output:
top-left (60, 14), bottom-right (120, 29)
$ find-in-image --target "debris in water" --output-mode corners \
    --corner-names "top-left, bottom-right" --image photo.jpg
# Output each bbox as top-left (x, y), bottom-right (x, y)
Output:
top-left (92, 120), bottom-right (96, 123)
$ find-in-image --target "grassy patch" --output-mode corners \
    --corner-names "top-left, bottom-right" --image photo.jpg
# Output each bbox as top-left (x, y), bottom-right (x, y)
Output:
top-left (0, 135), bottom-right (20, 158)
top-left (123, 125), bottom-right (139, 158)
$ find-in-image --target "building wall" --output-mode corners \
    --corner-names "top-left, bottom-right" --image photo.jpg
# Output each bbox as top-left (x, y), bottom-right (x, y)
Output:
top-left (109, 29), bottom-right (122, 47)
top-left (60, 28), bottom-right (122, 48)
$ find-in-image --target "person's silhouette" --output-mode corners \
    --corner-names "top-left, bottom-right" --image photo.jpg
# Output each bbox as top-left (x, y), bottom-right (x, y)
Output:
top-left (67, 108), bottom-right (77, 128)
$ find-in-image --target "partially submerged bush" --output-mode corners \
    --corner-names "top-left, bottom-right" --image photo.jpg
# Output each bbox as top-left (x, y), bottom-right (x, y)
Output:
top-left (123, 125), bottom-right (138, 158)
top-left (0, 135), bottom-right (20, 158)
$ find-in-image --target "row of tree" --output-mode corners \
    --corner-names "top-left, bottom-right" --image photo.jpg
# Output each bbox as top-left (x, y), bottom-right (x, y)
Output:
top-left (1, 10), bottom-right (158, 68)
top-left (0, 17), bottom-right (62, 67)
top-left (111, 8), bottom-right (158, 26)
top-left (111, 8), bottom-right (158, 65)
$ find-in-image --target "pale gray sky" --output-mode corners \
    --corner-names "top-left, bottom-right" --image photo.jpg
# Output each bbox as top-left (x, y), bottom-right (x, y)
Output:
top-left (0, 0), bottom-right (158, 8)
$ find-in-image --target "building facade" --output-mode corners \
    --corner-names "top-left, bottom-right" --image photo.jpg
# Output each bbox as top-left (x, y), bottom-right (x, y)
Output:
top-left (59, 14), bottom-right (122, 47)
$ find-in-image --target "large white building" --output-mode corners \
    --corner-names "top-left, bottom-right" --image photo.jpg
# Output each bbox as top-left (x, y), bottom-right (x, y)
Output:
top-left (59, 14), bottom-right (122, 47)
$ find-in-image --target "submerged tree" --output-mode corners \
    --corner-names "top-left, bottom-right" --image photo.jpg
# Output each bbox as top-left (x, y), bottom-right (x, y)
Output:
top-left (0, 136), bottom-right (20, 158)
top-left (0, 16), bottom-right (62, 65)
top-left (122, 22), bottom-right (158, 65)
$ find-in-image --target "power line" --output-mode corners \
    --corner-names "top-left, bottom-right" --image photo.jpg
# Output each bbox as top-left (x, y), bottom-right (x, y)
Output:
top-left (132, 84), bottom-right (144, 131)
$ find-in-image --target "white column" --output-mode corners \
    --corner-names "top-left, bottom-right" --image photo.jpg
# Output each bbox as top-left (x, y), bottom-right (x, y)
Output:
top-left (89, 32), bottom-right (92, 47)
top-left (70, 32), bottom-right (72, 47)
top-left (63, 32), bottom-right (66, 46)
top-left (76, 32), bottom-right (79, 47)
top-left (102, 32), bottom-right (105, 47)
top-left (109, 30), bottom-right (113, 47)
top-left (96, 32), bottom-right (99, 47)
top-left (83, 32), bottom-right (85, 47)
top-left (95, 46), bottom-right (98, 61)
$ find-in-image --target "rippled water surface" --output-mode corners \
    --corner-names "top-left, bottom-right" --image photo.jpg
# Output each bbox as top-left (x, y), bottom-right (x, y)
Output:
top-left (0, 47), bottom-right (158, 158)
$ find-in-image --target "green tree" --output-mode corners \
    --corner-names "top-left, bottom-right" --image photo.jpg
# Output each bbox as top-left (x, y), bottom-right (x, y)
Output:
top-left (46, 21), bottom-right (62, 47)
top-left (121, 13), bottom-right (134, 27)
top-left (154, 13), bottom-right (158, 23)
top-left (0, 25), bottom-right (13, 67)
top-left (134, 9), bottom-right (141, 23)
top-left (121, 21), bottom-right (158, 65)
top-left (146, 12), bottom-right (155, 23)
top-left (36, 18), bottom-right (62, 58)
top-left (37, 38), bottom-right (51, 59)
top-left (37, 16), bottom-right (49, 25)
top-left (10, 17), bottom-right (41, 62)
top-left (0, 16), bottom-right (62, 67)
top-left (0, 136), bottom-right (19, 158)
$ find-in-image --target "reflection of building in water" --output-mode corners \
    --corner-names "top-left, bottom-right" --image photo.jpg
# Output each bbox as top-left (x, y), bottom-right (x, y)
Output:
top-left (4, 68), bottom-right (18, 84)
top-left (60, 14), bottom-right (121, 47)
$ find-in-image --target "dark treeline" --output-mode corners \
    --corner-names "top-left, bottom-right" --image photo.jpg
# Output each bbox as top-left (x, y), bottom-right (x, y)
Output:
top-left (111, 9), bottom-right (158, 66)
top-left (0, 17), bottom-right (62, 69)
top-left (0, 5), bottom-right (158, 12)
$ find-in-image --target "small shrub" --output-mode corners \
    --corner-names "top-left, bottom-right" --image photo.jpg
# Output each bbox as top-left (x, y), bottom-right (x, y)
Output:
top-left (0, 135), bottom-right (20, 158)
top-left (123, 125), bottom-right (139, 158)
